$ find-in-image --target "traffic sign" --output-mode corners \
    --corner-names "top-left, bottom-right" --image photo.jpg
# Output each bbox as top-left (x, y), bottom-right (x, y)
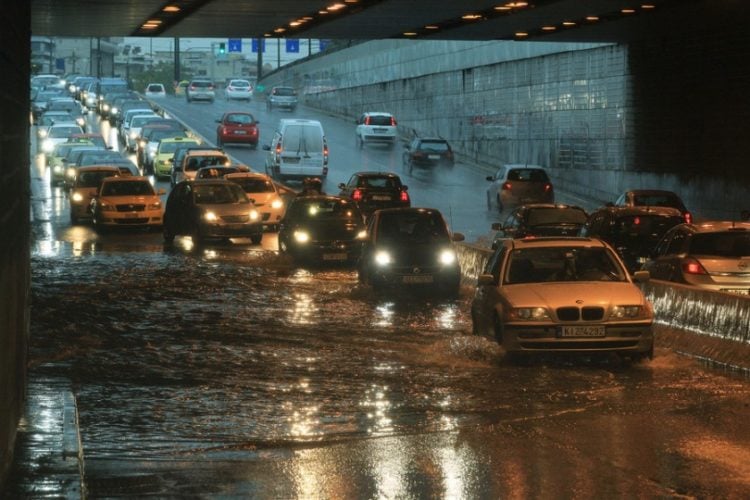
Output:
top-left (228, 38), bottom-right (242, 53)
top-left (251, 39), bottom-right (265, 53)
top-left (286, 39), bottom-right (300, 53)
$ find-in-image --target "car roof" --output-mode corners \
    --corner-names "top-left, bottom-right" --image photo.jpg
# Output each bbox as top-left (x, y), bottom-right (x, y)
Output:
top-left (375, 207), bottom-right (441, 216)
top-left (598, 205), bottom-right (683, 216)
top-left (519, 203), bottom-right (586, 211)
top-left (160, 137), bottom-right (199, 144)
top-left (508, 237), bottom-right (606, 249)
top-left (77, 166), bottom-right (120, 173)
top-left (224, 172), bottom-right (270, 180)
top-left (363, 111), bottom-right (393, 117)
top-left (626, 189), bottom-right (681, 196)
top-left (683, 221), bottom-right (750, 233)
top-left (353, 171), bottom-right (401, 178)
top-left (184, 148), bottom-right (225, 155)
top-left (279, 118), bottom-right (321, 126)
top-left (503, 164), bottom-right (546, 169)
top-left (101, 175), bottom-right (150, 184)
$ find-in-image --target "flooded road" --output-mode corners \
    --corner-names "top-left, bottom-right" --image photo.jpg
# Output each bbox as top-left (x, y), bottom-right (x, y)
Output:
top-left (22, 108), bottom-right (750, 498)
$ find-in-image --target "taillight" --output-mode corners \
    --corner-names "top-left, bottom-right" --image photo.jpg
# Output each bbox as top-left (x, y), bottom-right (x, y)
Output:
top-left (391, 117), bottom-right (397, 126)
top-left (502, 182), bottom-right (512, 191)
top-left (684, 212), bottom-right (693, 224)
top-left (352, 189), bottom-right (363, 201)
top-left (275, 143), bottom-right (282, 157)
top-left (400, 190), bottom-right (409, 202)
top-left (682, 258), bottom-right (708, 275)
top-left (324, 144), bottom-right (329, 164)
top-left (364, 116), bottom-right (371, 125)
top-left (544, 183), bottom-right (553, 192)
top-left (633, 216), bottom-right (641, 225)
top-left (222, 127), bottom-right (228, 134)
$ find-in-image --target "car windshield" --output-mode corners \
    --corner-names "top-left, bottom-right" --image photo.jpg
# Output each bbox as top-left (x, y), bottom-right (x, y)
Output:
top-left (191, 81), bottom-right (213, 88)
top-left (504, 247), bottom-right (627, 284)
top-left (78, 153), bottom-right (123, 165)
top-left (230, 80), bottom-right (250, 88)
top-left (230, 178), bottom-right (275, 193)
top-left (101, 181), bottom-right (154, 196)
top-left (151, 130), bottom-right (185, 142)
top-left (186, 155), bottom-right (228, 172)
top-left (358, 176), bottom-right (401, 189)
top-left (377, 212), bottom-right (449, 244)
top-left (689, 232), bottom-right (750, 257)
top-left (131, 116), bottom-right (159, 127)
top-left (48, 126), bottom-right (82, 138)
top-left (65, 147), bottom-right (99, 162)
top-left (289, 199), bottom-right (359, 220)
top-left (193, 184), bottom-right (248, 204)
top-left (507, 169), bottom-right (550, 182)
top-left (159, 141), bottom-right (199, 154)
top-left (55, 143), bottom-right (92, 157)
top-left (40, 113), bottom-right (73, 126)
top-left (368, 115), bottom-right (393, 126)
top-left (70, 136), bottom-right (106, 148)
top-left (274, 87), bottom-right (295, 96)
top-left (147, 84), bottom-right (163, 92)
top-left (77, 171), bottom-right (117, 188)
top-left (418, 140), bottom-right (449, 152)
top-left (282, 125), bottom-right (323, 152)
top-left (224, 114), bottom-right (254, 125)
top-left (527, 208), bottom-right (587, 226)
top-left (632, 194), bottom-right (684, 210)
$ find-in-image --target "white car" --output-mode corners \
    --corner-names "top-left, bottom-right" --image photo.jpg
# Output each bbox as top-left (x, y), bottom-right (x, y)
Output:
top-left (122, 113), bottom-right (160, 151)
top-left (40, 123), bottom-right (84, 155)
top-left (224, 79), bottom-right (252, 101)
top-left (224, 172), bottom-right (286, 229)
top-left (144, 83), bottom-right (166, 98)
top-left (355, 112), bottom-right (398, 148)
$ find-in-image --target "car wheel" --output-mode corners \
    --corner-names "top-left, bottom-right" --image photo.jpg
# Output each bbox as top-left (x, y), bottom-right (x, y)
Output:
top-left (496, 194), bottom-right (503, 212)
top-left (492, 314), bottom-right (504, 345)
top-left (191, 227), bottom-right (202, 245)
top-left (408, 160), bottom-right (413, 175)
top-left (216, 136), bottom-right (223, 147)
top-left (486, 192), bottom-right (492, 210)
top-left (163, 225), bottom-right (175, 244)
top-left (251, 233), bottom-right (263, 245)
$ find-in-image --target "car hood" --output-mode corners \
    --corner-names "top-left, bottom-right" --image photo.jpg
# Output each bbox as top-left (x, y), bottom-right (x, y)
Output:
top-left (199, 203), bottom-right (254, 216)
top-left (288, 219), bottom-right (362, 241)
top-left (244, 192), bottom-right (277, 207)
top-left (502, 282), bottom-right (646, 308)
top-left (100, 195), bottom-right (159, 204)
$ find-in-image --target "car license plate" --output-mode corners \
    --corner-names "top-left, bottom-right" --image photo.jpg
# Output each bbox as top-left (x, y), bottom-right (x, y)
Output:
top-left (720, 288), bottom-right (750, 295)
top-left (403, 275), bottom-right (433, 284)
top-left (560, 326), bottom-right (606, 337)
top-left (323, 253), bottom-right (347, 261)
top-left (372, 195), bottom-right (391, 201)
top-left (428, 154), bottom-right (440, 160)
top-left (234, 130), bottom-right (247, 135)
top-left (373, 128), bottom-right (387, 133)
top-left (123, 213), bottom-right (138, 218)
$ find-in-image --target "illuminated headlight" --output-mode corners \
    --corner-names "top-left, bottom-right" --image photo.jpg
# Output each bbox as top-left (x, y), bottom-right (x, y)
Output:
top-left (38, 129), bottom-right (48, 138)
top-left (511, 307), bottom-right (551, 321)
top-left (271, 199), bottom-right (283, 209)
top-left (72, 192), bottom-right (84, 202)
top-left (60, 79), bottom-right (66, 86)
top-left (293, 230), bottom-right (310, 243)
top-left (249, 209), bottom-right (260, 221)
top-left (76, 117), bottom-right (85, 126)
top-left (374, 250), bottom-right (392, 266)
top-left (611, 305), bottom-right (646, 319)
top-left (204, 211), bottom-right (218, 222)
top-left (149, 150), bottom-right (156, 158)
top-left (99, 202), bottom-right (115, 212)
top-left (42, 139), bottom-right (54, 153)
top-left (68, 85), bottom-right (76, 92)
top-left (147, 201), bottom-right (162, 210)
top-left (53, 165), bottom-right (63, 173)
top-left (439, 249), bottom-right (457, 265)
top-left (66, 168), bottom-right (76, 179)
top-left (130, 131), bottom-right (139, 139)
top-left (356, 230), bottom-right (367, 240)
top-left (111, 107), bottom-right (118, 115)
top-left (139, 140), bottom-right (146, 147)
top-left (102, 104), bottom-right (110, 111)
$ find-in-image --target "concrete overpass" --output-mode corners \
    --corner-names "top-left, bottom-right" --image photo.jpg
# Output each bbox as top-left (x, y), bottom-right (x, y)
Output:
top-left (3, 0), bottom-right (750, 486)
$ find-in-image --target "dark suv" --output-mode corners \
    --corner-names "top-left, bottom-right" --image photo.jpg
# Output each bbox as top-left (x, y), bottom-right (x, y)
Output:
top-left (185, 79), bottom-right (215, 103)
top-left (402, 137), bottom-right (454, 172)
top-left (581, 205), bottom-right (684, 272)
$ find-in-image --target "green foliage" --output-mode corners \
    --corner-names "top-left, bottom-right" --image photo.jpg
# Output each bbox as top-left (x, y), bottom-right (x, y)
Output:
top-left (127, 62), bottom-right (194, 95)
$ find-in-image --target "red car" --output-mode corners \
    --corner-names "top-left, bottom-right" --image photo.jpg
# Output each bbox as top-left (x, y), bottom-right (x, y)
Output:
top-left (215, 112), bottom-right (259, 148)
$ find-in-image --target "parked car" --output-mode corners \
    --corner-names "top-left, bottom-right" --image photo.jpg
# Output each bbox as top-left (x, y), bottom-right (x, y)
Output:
top-left (355, 112), bottom-right (398, 148)
top-left (358, 207), bottom-right (464, 296)
top-left (642, 221), bottom-right (750, 294)
top-left (163, 179), bottom-right (263, 245)
top-left (491, 204), bottom-right (589, 249)
top-left (69, 166), bottom-right (121, 224)
top-left (185, 79), bottom-right (215, 103)
top-left (144, 83), bottom-right (166, 98)
top-left (215, 112), bottom-right (259, 147)
top-left (224, 79), bottom-right (253, 101)
top-left (172, 148), bottom-right (230, 186)
top-left (266, 86), bottom-right (298, 111)
top-left (337, 171), bottom-right (410, 219)
top-left (225, 172), bottom-right (286, 230)
top-left (612, 189), bottom-right (693, 224)
top-left (402, 137), bottom-right (454, 172)
top-left (486, 164), bottom-right (554, 211)
top-left (263, 119), bottom-right (328, 181)
top-left (91, 176), bottom-right (165, 231)
top-left (470, 237), bottom-right (654, 361)
top-left (581, 205), bottom-right (684, 273)
top-left (278, 195), bottom-right (366, 264)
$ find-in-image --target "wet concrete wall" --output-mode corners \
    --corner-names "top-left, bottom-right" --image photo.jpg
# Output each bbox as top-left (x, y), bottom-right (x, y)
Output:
top-left (0, 2), bottom-right (31, 488)
top-left (456, 244), bottom-right (750, 371)
top-left (262, 18), bottom-right (750, 220)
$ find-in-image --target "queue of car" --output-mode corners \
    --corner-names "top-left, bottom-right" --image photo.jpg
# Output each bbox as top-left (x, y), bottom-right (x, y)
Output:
top-left (31, 75), bottom-right (750, 365)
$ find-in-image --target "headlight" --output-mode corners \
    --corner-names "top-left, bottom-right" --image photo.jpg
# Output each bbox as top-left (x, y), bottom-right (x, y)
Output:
top-left (293, 230), bottom-right (310, 243)
top-left (249, 209), bottom-right (259, 221)
top-left (204, 211), bottom-right (218, 221)
top-left (111, 107), bottom-right (118, 115)
top-left (374, 250), bottom-right (392, 266)
top-left (76, 117), bottom-right (85, 126)
top-left (611, 305), bottom-right (647, 319)
top-left (42, 139), bottom-right (54, 153)
top-left (510, 307), bottom-right (551, 321)
top-left (130, 131), bottom-right (138, 139)
top-left (439, 249), bottom-right (457, 265)
top-left (148, 202), bottom-right (162, 210)
top-left (71, 192), bottom-right (84, 202)
top-left (356, 230), bottom-right (367, 240)
top-left (53, 166), bottom-right (63, 173)
top-left (38, 129), bottom-right (48, 138)
top-left (99, 202), bottom-right (114, 212)
top-left (139, 140), bottom-right (146, 147)
top-left (66, 168), bottom-right (76, 178)
top-left (149, 150), bottom-right (156, 157)
top-left (102, 104), bottom-right (110, 111)
top-left (271, 199), bottom-right (283, 209)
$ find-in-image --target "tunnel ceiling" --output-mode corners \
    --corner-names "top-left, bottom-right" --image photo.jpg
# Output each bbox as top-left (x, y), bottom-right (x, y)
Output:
top-left (31, 0), bottom-right (732, 43)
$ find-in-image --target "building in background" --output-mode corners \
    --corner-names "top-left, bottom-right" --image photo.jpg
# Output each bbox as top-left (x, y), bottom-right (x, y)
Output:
top-left (31, 36), bottom-right (119, 77)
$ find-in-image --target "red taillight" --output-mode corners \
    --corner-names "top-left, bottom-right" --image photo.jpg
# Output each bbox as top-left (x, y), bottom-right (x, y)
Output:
top-left (391, 117), bottom-right (397, 126)
top-left (400, 190), bottom-right (409, 202)
top-left (364, 116), bottom-right (371, 125)
top-left (222, 126), bottom-right (228, 134)
top-left (544, 183), bottom-right (553, 192)
top-left (275, 143), bottom-right (282, 155)
top-left (633, 216), bottom-right (641, 225)
top-left (352, 189), bottom-right (363, 201)
top-left (682, 259), bottom-right (708, 275)
top-left (324, 144), bottom-right (329, 163)
top-left (502, 182), bottom-right (512, 191)
top-left (684, 212), bottom-right (693, 224)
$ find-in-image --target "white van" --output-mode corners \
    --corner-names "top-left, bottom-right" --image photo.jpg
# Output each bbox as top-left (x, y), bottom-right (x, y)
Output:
top-left (263, 119), bottom-right (329, 181)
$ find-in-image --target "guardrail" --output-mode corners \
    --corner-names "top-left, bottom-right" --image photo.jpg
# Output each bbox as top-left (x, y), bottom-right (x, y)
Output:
top-left (456, 243), bottom-right (750, 370)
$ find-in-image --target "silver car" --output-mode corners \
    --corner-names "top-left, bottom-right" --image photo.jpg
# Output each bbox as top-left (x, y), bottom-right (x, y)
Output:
top-left (643, 221), bottom-right (750, 295)
top-left (471, 237), bottom-right (654, 361)
top-left (486, 164), bottom-right (554, 212)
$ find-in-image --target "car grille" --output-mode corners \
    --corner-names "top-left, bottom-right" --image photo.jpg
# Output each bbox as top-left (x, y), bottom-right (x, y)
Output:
top-left (116, 204), bottom-right (145, 212)
top-left (115, 218), bottom-right (149, 225)
top-left (221, 215), bottom-right (249, 223)
top-left (556, 306), bottom-right (605, 321)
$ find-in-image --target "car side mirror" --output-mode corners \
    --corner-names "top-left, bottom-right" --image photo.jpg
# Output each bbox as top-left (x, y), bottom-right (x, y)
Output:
top-left (157, 188), bottom-right (166, 195)
top-left (632, 270), bottom-right (650, 283)
top-left (486, 175), bottom-right (494, 182)
top-left (215, 119), bottom-right (221, 123)
top-left (262, 145), bottom-right (271, 151)
top-left (107, 146), bottom-right (113, 150)
top-left (402, 185), bottom-right (408, 191)
top-left (452, 232), bottom-right (465, 242)
top-left (337, 183), bottom-right (346, 190)
top-left (477, 274), bottom-right (495, 287)
top-left (491, 222), bottom-right (502, 231)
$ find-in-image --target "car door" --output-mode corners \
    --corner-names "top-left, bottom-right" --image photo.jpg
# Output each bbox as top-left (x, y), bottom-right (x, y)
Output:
top-left (648, 228), bottom-right (688, 280)
top-left (472, 244), bottom-right (508, 329)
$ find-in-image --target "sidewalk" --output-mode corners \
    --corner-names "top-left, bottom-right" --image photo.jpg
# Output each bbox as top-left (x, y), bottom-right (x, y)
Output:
top-left (1, 376), bottom-right (84, 499)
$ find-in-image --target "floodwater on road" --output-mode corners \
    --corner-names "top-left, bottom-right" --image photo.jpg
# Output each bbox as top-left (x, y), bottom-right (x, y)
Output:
top-left (28, 236), bottom-right (750, 498)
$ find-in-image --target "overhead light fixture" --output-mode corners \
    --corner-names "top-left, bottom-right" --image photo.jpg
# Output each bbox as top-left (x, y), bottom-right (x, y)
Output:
top-left (507, 2), bottom-right (528, 7)
top-left (403, 32), bottom-right (418, 36)
top-left (542, 26), bottom-right (556, 31)
top-left (327, 3), bottom-right (346, 11)
top-left (585, 16), bottom-right (600, 21)
top-left (515, 32), bottom-right (529, 37)
top-left (264, 33), bottom-right (272, 37)
top-left (562, 21), bottom-right (576, 26)
top-left (274, 27), bottom-right (286, 33)
top-left (147, 19), bottom-right (162, 24)
top-left (424, 25), bottom-right (439, 30)
top-left (621, 8), bottom-right (636, 14)
top-left (162, 5), bottom-right (180, 13)
top-left (494, 6), bottom-right (511, 11)
top-left (641, 4), bottom-right (656, 9)
top-left (289, 21), bottom-right (301, 27)
top-left (462, 14), bottom-right (482, 20)
top-left (318, 10), bottom-right (329, 14)
top-left (142, 23), bottom-right (160, 29)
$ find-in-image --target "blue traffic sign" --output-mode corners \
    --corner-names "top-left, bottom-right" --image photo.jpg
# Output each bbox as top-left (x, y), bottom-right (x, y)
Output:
top-left (251, 39), bottom-right (265, 53)
top-left (286, 40), bottom-right (300, 53)
top-left (228, 38), bottom-right (242, 53)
